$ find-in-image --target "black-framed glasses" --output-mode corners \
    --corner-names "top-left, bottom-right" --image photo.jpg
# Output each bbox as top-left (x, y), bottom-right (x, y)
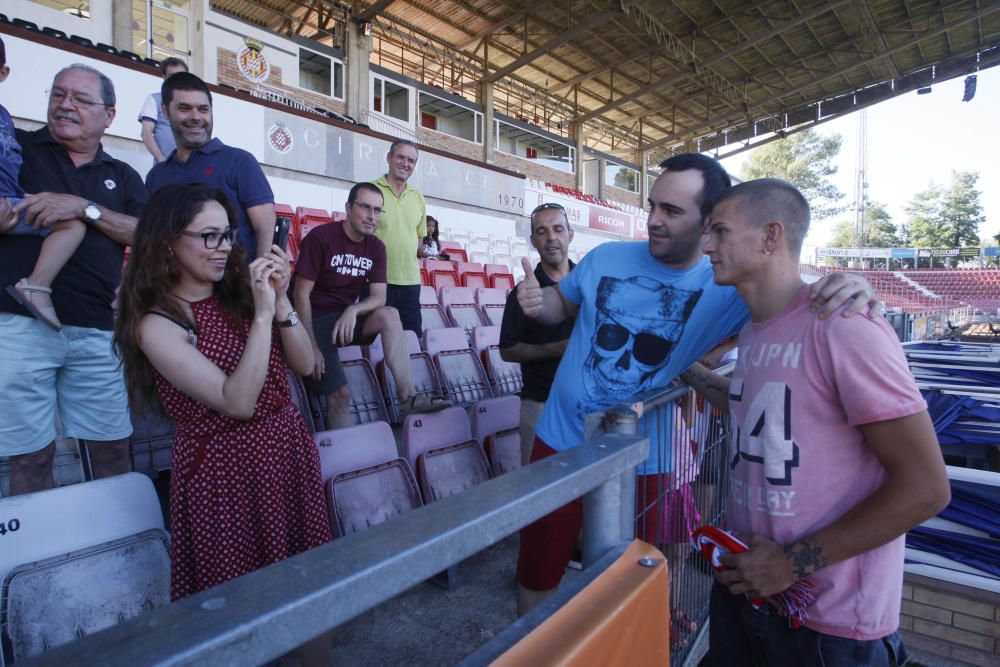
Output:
top-left (45, 89), bottom-right (109, 108)
top-left (530, 202), bottom-right (566, 219)
top-left (350, 202), bottom-right (384, 217)
top-left (180, 228), bottom-right (236, 249)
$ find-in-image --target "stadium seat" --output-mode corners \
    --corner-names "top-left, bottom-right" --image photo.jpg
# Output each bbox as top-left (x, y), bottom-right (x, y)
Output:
top-left (486, 264), bottom-right (515, 290)
top-left (11, 18), bottom-right (39, 32)
top-left (371, 333), bottom-right (445, 424)
top-left (440, 286), bottom-right (489, 340)
top-left (295, 206), bottom-right (332, 240)
top-left (457, 262), bottom-right (488, 289)
top-left (313, 422), bottom-right (422, 538)
top-left (41, 26), bottom-right (68, 40)
top-left (285, 368), bottom-right (319, 433)
top-left (426, 259), bottom-right (459, 290)
top-left (475, 287), bottom-right (508, 326)
top-left (473, 326), bottom-right (523, 397)
top-left (420, 302), bottom-right (450, 334)
top-left (470, 250), bottom-right (492, 265)
top-left (0, 474), bottom-right (170, 663)
top-left (423, 327), bottom-right (493, 407)
top-left (340, 356), bottom-right (389, 425)
top-left (400, 408), bottom-right (490, 502)
top-left (470, 396), bottom-right (522, 476)
top-left (438, 241), bottom-right (468, 263)
top-left (420, 285), bottom-right (439, 304)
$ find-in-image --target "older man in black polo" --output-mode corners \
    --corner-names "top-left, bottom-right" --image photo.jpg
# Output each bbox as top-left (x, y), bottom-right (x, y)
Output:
top-left (499, 202), bottom-right (576, 465)
top-left (0, 64), bottom-right (147, 495)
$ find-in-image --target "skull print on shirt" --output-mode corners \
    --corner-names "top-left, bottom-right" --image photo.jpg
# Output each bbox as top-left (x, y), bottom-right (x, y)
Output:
top-left (578, 275), bottom-right (702, 415)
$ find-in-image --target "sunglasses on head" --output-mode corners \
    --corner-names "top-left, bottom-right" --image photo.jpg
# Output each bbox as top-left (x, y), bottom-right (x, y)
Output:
top-left (530, 202), bottom-right (566, 219)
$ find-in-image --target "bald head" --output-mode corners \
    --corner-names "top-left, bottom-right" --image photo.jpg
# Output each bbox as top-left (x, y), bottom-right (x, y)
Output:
top-left (713, 178), bottom-right (810, 257)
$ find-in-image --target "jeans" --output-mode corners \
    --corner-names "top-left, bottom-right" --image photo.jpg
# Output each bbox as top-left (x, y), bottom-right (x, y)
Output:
top-left (385, 283), bottom-right (421, 335)
top-left (708, 583), bottom-right (908, 667)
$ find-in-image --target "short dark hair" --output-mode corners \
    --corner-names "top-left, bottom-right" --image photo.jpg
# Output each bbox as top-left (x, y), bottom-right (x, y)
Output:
top-left (388, 139), bottom-right (418, 157)
top-left (714, 178), bottom-right (811, 256)
top-left (159, 57), bottom-right (188, 74)
top-left (347, 182), bottom-right (384, 206)
top-left (529, 202), bottom-right (569, 232)
top-left (54, 64), bottom-right (116, 107)
top-left (658, 153), bottom-right (732, 222)
top-left (0, 36), bottom-right (6, 69)
top-left (162, 71), bottom-right (212, 108)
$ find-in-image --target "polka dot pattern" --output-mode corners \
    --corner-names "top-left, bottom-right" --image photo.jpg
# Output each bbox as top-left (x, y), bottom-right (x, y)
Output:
top-left (155, 296), bottom-right (332, 601)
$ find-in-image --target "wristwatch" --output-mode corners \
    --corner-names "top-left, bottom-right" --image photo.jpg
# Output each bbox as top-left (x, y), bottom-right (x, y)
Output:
top-left (276, 311), bottom-right (300, 328)
top-left (83, 201), bottom-right (101, 224)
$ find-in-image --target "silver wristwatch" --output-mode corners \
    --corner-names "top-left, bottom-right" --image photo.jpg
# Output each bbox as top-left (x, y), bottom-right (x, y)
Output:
top-left (83, 201), bottom-right (101, 224)
top-left (276, 311), bottom-right (300, 328)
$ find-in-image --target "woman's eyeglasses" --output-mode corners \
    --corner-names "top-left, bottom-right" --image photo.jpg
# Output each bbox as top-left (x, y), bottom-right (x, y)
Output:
top-left (180, 228), bottom-right (236, 249)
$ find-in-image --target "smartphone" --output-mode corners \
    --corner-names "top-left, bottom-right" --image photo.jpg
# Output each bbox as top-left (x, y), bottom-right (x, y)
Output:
top-left (272, 216), bottom-right (291, 251)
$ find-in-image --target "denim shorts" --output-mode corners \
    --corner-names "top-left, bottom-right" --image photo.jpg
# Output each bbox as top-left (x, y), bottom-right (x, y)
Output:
top-left (4, 197), bottom-right (50, 237)
top-left (0, 313), bottom-right (131, 456)
top-left (708, 582), bottom-right (908, 667)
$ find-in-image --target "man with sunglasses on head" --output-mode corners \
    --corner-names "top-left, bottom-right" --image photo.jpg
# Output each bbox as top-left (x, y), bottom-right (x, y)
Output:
top-left (500, 202), bottom-right (576, 465)
top-left (146, 72), bottom-right (275, 259)
top-left (514, 153), bottom-right (879, 616)
top-left (0, 64), bottom-right (147, 495)
top-left (293, 182), bottom-right (450, 429)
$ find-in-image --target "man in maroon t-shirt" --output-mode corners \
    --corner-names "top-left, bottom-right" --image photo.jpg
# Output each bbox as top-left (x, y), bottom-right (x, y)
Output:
top-left (294, 182), bottom-right (449, 428)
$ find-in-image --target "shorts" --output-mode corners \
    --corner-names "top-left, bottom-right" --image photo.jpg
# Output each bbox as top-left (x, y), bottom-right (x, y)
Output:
top-left (0, 313), bottom-right (131, 456)
top-left (4, 197), bottom-right (49, 237)
top-left (709, 582), bottom-right (908, 666)
top-left (517, 437), bottom-right (583, 591)
top-left (310, 309), bottom-right (372, 394)
top-left (635, 474), bottom-right (700, 546)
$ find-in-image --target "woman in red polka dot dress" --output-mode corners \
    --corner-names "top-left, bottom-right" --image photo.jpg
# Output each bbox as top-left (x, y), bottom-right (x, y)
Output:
top-left (115, 183), bottom-right (332, 663)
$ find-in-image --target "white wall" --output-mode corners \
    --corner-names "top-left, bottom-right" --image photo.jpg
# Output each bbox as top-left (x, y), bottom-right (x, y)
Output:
top-left (6, 0), bottom-right (114, 45)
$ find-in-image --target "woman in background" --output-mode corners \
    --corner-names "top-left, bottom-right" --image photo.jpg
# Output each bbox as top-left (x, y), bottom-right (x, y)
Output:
top-left (114, 182), bottom-right (332, 665)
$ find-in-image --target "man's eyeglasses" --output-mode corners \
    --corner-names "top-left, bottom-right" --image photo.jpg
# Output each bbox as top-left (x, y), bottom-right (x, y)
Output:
top-left (180, 228), bottom-right (236, 249)
top-left (46, 89), bottom-right (109, 109)
top-left (351, 202), bottom-right (384, 217)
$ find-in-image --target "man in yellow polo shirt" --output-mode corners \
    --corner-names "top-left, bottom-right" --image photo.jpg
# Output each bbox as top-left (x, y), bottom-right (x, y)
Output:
top-left (374, 139), bottom-right (426, 334)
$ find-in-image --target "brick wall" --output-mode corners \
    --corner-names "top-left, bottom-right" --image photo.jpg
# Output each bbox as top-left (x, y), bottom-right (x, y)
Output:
top-left (416, 127), bottom-right (483, 163)
top-left (603, 183), bottom-right (642, 208)
top-left (216, 48), bottom-right (348, 116)
top-left (491, 151), bottom-right (576, 188)
top-left (900, 573), bottom-right (1000, 666)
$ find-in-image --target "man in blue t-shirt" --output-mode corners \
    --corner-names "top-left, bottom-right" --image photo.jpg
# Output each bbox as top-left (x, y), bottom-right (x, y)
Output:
top-left (146, 72), bottom-right (274, 258)
top-left (514, 153), bottom-right (878, 616)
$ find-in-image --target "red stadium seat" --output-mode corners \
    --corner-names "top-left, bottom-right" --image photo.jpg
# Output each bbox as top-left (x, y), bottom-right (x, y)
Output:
top-left (486, 264), bottom-right (515, 290)
top-left (295, 206), bottom-right (332, 240)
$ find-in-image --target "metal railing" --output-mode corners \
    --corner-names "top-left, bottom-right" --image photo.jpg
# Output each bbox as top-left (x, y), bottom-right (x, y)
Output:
top-left (594, 370), bottom-right (735, 667)
top-left (22, 433), bottom-right (648, 666)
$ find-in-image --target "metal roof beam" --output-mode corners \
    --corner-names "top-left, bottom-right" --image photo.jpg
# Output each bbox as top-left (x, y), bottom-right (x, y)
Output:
top-left (856, 0), bottom-right (901, 80)
top-left (356, 0), bottom-right (397, 23)
top-left (483, 3), bottom-right (634, 84)
top-left (638, 3), bottom-right (1000, 153)
top-left (457, 9), bottom-right (530, 51)
top-left (573, 0), bottom-right (851, 123)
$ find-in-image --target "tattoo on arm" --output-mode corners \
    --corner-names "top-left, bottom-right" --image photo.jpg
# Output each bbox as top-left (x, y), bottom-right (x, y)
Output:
top-left (783, 540), bottom-right (828, 579)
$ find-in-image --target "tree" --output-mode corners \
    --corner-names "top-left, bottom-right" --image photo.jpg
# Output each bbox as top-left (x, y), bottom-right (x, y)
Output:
top-left (906, 170), bottom-right (985, 248)
top-left (828, 201), bottom-right (898, 248)
top-left (741, 129), bottom-right (846, 220)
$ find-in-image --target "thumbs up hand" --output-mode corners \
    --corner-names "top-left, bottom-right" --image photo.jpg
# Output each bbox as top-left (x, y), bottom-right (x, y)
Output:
top-left (517, 257), bottom-right (544, 318)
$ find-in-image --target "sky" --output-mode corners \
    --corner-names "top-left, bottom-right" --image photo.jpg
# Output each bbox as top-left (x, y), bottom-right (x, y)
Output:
top-left (720, 65), bottom-right (1000, 250)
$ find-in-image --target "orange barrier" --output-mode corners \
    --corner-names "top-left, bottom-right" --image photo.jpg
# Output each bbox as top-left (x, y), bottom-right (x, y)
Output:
top-left (494, 539), bottom-right (670, 667)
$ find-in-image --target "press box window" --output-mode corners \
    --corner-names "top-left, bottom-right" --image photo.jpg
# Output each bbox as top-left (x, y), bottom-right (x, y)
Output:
top-left (299, 48), bottom-right (344, 100)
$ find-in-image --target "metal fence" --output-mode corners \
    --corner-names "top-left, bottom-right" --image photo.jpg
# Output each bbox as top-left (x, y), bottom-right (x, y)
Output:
top-left (19, 433), bottom-right (648, 667)
top-left (595, 371), bottom-right (735, 667)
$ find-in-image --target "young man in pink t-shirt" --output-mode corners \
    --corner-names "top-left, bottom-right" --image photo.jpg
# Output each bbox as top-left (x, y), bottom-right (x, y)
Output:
top-left (682, 178), bottom-right (950, 666)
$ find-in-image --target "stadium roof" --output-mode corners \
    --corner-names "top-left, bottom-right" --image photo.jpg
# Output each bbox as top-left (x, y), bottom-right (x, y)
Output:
top-left (213, 0), bottom-right (1000, 165)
